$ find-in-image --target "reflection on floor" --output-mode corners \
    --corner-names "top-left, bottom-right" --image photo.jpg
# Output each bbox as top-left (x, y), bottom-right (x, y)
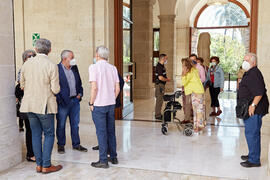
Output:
top-left (1, 91), bottom-right (270, 180)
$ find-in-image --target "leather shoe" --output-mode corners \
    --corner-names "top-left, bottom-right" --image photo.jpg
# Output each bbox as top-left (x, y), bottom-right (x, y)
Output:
top-left (73, 145), bottom-right (88, 152)
top-left (108, 157), bottom-right (118, 164)
top-left (58, 145), bottom-right (65, 154)
top-left (36, 166), bottom-right (42, 173)
top-left (91, 161), bottom-right (109, 168)
top-left (241, 155), bottom-right (249, 161)
top-left (216, 110), bottom-right (222, 116)
top-left (42, 165), bottom-right (63, 174)
top-left (240, 161), bottom-right (261, 168)
top-left (92, 145), bottom-right (99, 150)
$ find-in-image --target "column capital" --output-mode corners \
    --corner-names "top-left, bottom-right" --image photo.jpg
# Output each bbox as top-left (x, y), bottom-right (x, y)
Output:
top-left (158, 15), bottom-right (176, 22)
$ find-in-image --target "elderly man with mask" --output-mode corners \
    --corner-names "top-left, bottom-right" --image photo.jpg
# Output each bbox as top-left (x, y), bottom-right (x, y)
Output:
top-left (56, 50), bottom-right (87, 154)
top-left (238, 53), bottom-right (269, 168)
top-left (89, 46), bottom-right (120, 168)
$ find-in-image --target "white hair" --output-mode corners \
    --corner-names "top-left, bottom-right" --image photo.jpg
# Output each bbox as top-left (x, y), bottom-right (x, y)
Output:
top-left (246, 53), bottom-right (257, 63)
top-left (61, 50), bottom-right (73, 60)
top-left (96, 46), bottom-right (109, 60)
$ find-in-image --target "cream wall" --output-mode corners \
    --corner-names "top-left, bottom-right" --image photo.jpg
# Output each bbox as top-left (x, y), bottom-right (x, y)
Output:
top-left (14, 0), bottom-right (114, 119)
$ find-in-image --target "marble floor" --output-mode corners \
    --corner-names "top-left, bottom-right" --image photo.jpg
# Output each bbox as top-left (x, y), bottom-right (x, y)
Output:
top-left (1, 92), bottom-right (270, 180)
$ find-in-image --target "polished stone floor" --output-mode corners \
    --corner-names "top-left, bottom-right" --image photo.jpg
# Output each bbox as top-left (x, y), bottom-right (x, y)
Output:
top-left (1, 92), bottom-right (270, 180)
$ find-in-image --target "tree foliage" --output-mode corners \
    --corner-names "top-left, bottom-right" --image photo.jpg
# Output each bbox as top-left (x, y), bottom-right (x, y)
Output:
top-left (210, 33), bottom-right (245, 74)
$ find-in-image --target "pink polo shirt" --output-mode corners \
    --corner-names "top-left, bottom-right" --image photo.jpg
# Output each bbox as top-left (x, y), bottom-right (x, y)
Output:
top-left (196, 63), bottom-right (206, 83)
top-left (89, 60), bottom-right (119, 106)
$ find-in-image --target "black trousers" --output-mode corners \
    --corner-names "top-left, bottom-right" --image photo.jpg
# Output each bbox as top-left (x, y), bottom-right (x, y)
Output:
top-left (209, 85), bottom-right (220, 107)
top-left (21, 114), bottom-right (34, 158)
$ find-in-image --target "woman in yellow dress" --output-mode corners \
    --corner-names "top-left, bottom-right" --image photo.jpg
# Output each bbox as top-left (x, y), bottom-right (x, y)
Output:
top-left (181, 58), bottom-right (205, 132)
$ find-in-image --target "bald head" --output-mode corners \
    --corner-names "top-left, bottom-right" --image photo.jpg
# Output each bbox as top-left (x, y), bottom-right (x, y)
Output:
top-left (244, 53), bottom-right (257, 67)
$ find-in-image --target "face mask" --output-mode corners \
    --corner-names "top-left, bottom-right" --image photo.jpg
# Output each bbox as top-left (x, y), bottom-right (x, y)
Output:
top-left (242, 61), bottom-right (251, 71)
top-left (69, 58), bottom-right (76, 66)
top-left (164, 60), bottom-right (168, 65)
top-left (93, 58), bottom-right (96, 64)
top-left (211, 62), bottom-right (216, 67)
top-left (192, 60), bottom-right (197, 65)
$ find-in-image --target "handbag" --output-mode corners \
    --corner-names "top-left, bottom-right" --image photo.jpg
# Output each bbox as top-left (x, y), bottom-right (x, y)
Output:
top-left (236, 98), bottom-right (252, 119)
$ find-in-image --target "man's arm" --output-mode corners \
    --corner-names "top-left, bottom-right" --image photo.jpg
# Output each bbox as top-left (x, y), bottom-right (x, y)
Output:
top-left (90, 81), bottom-right (98, 105)
top-left (158, 76), bottom-right (170, 82)
top-left (249, 96), bottom-right (263, 116)
top-left (50, 65), bottom-right (60, 94)
top-left (115, 82), bottom-right (120, 99)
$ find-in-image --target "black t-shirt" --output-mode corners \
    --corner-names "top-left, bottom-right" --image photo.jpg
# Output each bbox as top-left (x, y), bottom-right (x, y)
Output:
top-left (155, 62), bottom-right (167, 85)
top-left (239, 66), bottom-right (269, 116)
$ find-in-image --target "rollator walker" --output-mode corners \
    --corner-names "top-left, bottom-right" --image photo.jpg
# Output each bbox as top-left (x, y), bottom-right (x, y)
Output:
top-left (161, 90), bottom-right (194, 136)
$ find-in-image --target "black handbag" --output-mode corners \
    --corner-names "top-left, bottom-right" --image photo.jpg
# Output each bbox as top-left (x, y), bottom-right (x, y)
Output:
top-left (236, 98), bottom-right (252, 119)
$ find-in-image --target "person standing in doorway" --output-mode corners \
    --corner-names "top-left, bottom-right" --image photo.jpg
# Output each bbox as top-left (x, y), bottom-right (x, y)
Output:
top-left (206, 56), bottom-right (224, 116)
top-left (155, 54), bottom-right (171, 120)
top-left (20, 38), bottom-right (62, 173)
top-left (56, 50), bottom-right (87, 154)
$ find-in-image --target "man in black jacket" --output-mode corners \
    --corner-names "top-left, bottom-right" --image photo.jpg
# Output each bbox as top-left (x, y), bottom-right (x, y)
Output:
top-left (238, 53), bottom-right (269, 168)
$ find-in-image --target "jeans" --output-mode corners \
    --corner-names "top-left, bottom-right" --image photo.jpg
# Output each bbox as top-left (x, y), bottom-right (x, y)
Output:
top-left (244, 114), bottom-right (263, 164)
top-left (92, 105), bottom-right (117, 163)
top-left (28, 112), bottom-right (55, 168)
top-left (56, 98), bottom-right (81, 147)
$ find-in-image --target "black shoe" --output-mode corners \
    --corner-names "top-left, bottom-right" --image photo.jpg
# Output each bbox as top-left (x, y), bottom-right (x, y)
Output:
top-left (91, 161), bottom-right (109, 168)
top-left (19, 128), bottom-right (24, 132)
top-left (92, 145), bottom-right (99, 150)
top-left (241, 155), bottom-right (249, 161)
top-left (73, 145), bottom-right (88, 152)
top-left (240, 161), bottom-right (261, 168)
top-left (108, 157), bottom-right (118, 165)
top-left (58, 145), bottom-right (65, 154)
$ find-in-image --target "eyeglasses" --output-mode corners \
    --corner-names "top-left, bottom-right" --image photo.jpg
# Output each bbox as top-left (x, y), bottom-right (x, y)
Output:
top-left (27, 54), bottom-right (36, 58)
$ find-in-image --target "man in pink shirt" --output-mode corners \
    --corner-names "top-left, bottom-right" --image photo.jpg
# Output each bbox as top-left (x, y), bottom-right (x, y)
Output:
top-left (89, 46), bottom-right (120, 168)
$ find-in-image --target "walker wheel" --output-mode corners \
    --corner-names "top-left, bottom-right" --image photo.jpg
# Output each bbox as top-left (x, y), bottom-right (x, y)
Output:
top-left (161, 126), bottom-right (168, 135)
top-left (184, 127), bottom-right (193, 136)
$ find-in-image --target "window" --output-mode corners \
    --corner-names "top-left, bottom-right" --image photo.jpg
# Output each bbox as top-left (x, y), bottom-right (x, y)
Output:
top-left (197, 2), bottom-right (248, 28)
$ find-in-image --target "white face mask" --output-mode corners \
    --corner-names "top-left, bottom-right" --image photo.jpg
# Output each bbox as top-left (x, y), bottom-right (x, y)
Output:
top-left (93, 57), bottom-right (96, 64)
top-left (242, 61), bottom-right (251, 71)
top-left (164, 60), bottom-right (168, 65)
top-left (70, 58), bottom-right (76, 66)
top-left (211, 62), bottom-right (216, 67)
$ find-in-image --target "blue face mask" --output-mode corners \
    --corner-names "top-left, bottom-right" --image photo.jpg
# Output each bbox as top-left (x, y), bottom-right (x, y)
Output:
top-left (93, 58), bottom-right (96, 64)
top-left (192, 60), bottom-right (197, 65)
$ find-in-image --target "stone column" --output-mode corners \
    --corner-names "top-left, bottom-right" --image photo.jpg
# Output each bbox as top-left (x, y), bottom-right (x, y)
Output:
top-left (0, 0), bottom-right (22, 172)
top-left (159, 15), bottom-right (176, 92)
top-left (133, 0), bottom-right (155, 99)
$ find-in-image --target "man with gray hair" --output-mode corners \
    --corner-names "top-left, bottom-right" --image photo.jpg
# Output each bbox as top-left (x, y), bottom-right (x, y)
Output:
top-left (56, 50), bottom-right (87, 154)
top-left (20, 38), bottom-right (62, 173)
top-left (238, 53), bottom-right (269, 167)
top-left (89, 46), bottom-right (120, 168)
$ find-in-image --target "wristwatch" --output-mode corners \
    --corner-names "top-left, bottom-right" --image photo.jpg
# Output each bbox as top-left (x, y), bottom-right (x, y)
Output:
top-left (88, 102), bottom-right (94, 106)
top-left (251, 103), bottom-right (256, 107)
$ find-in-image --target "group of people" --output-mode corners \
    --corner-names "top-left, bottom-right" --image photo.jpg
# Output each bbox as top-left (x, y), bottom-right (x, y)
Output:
top-left (16, 38), bottom-right (121, 173)
top-left (155, 53), bottom-right (225, 133)
top-left (154, 52), bottom-right (269, 168)
top-left (16, 37), bottom-right (269, 172)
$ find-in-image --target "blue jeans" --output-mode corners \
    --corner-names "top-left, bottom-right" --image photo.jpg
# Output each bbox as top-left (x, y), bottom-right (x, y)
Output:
top-left (92, 105), bottom-right (117, 163)
top-left (28, 113), bottom-right (55, 168)
top-left (56, 98), bottom-right (81, 147)
top-left (244, 114), bottom-right (263, 164)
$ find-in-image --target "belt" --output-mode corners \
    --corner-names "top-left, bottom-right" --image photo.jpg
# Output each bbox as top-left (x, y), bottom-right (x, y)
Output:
top-left (70, 96), bottom-right (77, 99)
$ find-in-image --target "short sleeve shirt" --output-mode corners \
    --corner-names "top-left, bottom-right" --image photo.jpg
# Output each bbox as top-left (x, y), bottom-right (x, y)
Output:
top-left (239, 67), bottom-right (269, 115)
top-left (89, 60), bottom-right (119, 106)
top-left (155, 62), bottom-right (167, 85)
